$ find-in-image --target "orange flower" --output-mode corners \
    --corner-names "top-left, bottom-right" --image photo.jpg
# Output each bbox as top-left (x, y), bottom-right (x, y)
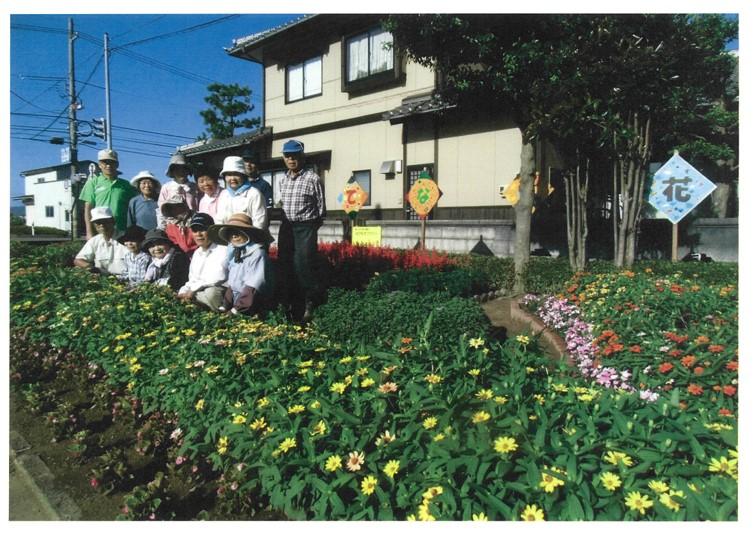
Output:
top-left (400, 337), bottom-right (413, 344)
top-left (658, 362), bottom-right (674, 374)
top-left (723, 385), bottom-right (737, 397)
top-left (687, 384), bottom-right (704, 396)
top-left (713, 385), bottom-right (722, 392)
top-left (378, 382), bottom-right (398, 394)
top-left (681, 355), bottom-right (696, 368)
top-left (695, 335), bottom-right (710, 345)
top-left (629, 345), bottom-right (642, 353)
top-left (719, 408), bottom-right (734, 417)
top-left (669, 349), bottom-right (683, 358)
top-left (693, 366), bottom-right (705, 376)
top-left (726, 361), bottom-right (738, 372)
top-left (670, 284), bottom-right (684, 294)
top-left (708, 345), bottom-right (724, 353)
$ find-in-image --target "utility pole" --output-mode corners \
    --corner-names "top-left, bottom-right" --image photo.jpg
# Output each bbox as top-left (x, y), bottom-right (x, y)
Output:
top-left (68, 17), bottom-right (80, 240)
top-left (104, 32), bottom-right (113, 149)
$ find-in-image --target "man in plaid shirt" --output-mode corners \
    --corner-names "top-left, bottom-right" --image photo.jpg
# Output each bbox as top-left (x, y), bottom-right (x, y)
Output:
top-left (278, 139), bottom-right (326, 322)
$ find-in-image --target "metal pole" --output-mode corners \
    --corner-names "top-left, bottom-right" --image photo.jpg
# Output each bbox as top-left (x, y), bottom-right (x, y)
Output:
top-left (104, 32), bottom-right (113, 149)
top-left (68, 18), bottom-right (79, 240)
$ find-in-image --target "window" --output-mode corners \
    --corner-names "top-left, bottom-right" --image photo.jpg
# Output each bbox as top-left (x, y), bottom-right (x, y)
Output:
top-left (346, 28), bottom-right (394, 83)
top-left (287, 56), bottom-right (322, 103)
top-left (350, 170), bottom-right (371, 207)
top-left (260, 170), bottom-right (287, 206)
top-left (45, 205), bottom-right (54, 217)
top-left (65, 210), bottom-right (70, 222)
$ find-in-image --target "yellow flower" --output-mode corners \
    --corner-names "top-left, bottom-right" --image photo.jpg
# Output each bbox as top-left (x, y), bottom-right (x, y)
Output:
top-left (324, 454), bottom-right (342, 472)
top-left (551, 383), bottom-right (569, 393)
top-left (422, 486), bottom-right (443, 500)
top-left (361, 475), bottom-right (378, 496)
top-left (600, 471), bottom-right (622, 492)
top-left (287, 404), bottom-right (306, 414)
top-left (195, 399), bottom-right (205, 411)
top-left (339, 356), bottom-right (353, 364)
top-left (525, 367), bottom-right (537, 374)
top-left (708, 456), bottom-right (737, 477)
top-left (422, 416), bottom-right (438, 430)
top-left (472, 512), bottom-right (488, 521)
top-left (433, 433), bottom-right (445, 442)
top-left (129, 363), bottom-right (142, 373)
top-left (249, 417), bottom-right (267, 431)
top-left (539, 467), bottom-right (566, 493)
top-left (360, 377), bottom-right (375, 388)
top-left (494, 395), bottom-right (508, 404)
top-left (310, 400), bottom-right (321, 409)
top-left (472, 411), bottom-right (491, 424)
top-left (382, 459), bottom-right (400, 479)
top-left (417, 501), bottom-right (435, 521)
top-left (126, 381), bottom-right (135, 391)
top-left (310, 420), bottom-right (327, 436)
top-left (475, 389), bottom-right (493, 400)
top-left (493, 436), bottom-right (518, 454)
top-left (624, 491), bottom-right (653, 515)
top-left (330, 382), bottom-right (347, 394)
top-left (520, 504), bottom-right (545, 521)
top-left (182, 328), bottom-right (196, 336)
top-left (232, 414), bottom-right (247, 425)
top-left (346, 451), bottom-right (365, 472)
top-left (659, 490), bottom-right (684, 512)
top-left (604, 451), bottom-right (634, 467)
top-left (515, 335), bottom-right (530, 345)
top-left (533, 394), bottom-right (545, 405)
top-left (257, 396), bottom-right (269, 408)
top-left (648, 480), bottom-right (669, 494)
top-left (217, 436), bottom-right (229, 455)
top-left (276, 437), bottom-right (296, 454)
top-left (467, 368), bottom-right (481, 377)
top-left (469, 337), bottom-right (485, 348)
top-left (424, 374), bottom-right (443, 384)
top-left (375, 430), bottom-right (396, 446)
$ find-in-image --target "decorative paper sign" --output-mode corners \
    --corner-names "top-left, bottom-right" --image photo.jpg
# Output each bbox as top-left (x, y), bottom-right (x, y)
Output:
top-left (648, 153), bottom-right (716, 224)
top-left (503, 176), bottom-right (520, 205)
top-left (352, 226), bottom-right (382, 247)
top-left (340, 182), bottom-right (369, 214)
top-left (407, 173), bottom-right (442, 218)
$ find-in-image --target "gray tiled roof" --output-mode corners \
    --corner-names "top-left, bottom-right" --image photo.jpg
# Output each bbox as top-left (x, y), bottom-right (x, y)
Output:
top-left (178, 128), bottom-right (271, 156)
top-left (382, 93), bottom-right (456, 122)
top-left (227, 14), bottom-right (318, 54)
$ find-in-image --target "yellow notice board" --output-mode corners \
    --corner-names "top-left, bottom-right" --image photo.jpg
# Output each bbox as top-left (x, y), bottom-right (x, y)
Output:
top-left (352, 226), bottom-right (382, 247)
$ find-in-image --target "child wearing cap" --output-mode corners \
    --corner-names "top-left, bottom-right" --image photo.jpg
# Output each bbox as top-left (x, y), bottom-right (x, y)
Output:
top-left (208, 213), bottom-right (273, 316)
top-left (142, 229), bottom-right (190, 291)
top-left (127, 171), bottom-right (160, 231)
top-left (117, 225), bottom-right (151, 287)
top-left (157, 152), bottom-right (198, 229)
top-left (176, 213), bottom-right (229, 312)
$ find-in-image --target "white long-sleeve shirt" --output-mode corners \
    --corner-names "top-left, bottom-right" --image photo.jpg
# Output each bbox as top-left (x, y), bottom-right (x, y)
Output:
top-left (177, 242), bottom-right (229, 294)
top-left (216, 186), bottom-right (268, 229)
top-left (75, 234), bottom-right (128, 275)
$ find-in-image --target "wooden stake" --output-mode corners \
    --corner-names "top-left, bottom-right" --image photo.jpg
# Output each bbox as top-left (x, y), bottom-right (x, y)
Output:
top-left (420, 217), bottom-right (426, 250)
top-left (671, 222), bottom-right (678, 262)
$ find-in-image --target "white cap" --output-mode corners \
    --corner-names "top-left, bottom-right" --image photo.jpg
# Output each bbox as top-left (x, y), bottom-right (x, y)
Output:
top-left (219, 156), bottom-right (247, 177)
top-left (97, 149), bottom-right (118, 162)
top-left (90, 206), bottom-right (115, 222)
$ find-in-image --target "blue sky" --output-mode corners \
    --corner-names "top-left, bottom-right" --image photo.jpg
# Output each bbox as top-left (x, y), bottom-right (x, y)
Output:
top-left (9, 13), bottom-right (302, 206)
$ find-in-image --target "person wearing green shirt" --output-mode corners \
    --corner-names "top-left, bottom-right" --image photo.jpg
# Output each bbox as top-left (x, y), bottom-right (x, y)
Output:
top-left (79, 149), bottom-right (138, 239)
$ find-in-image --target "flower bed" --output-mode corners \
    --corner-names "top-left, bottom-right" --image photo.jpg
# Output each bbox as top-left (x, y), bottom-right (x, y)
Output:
top-left (9, 250), bottom-right (738, 521)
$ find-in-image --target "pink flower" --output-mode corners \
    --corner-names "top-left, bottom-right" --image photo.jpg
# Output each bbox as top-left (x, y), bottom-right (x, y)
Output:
top-left (175, 456), bottom-right (186, 465)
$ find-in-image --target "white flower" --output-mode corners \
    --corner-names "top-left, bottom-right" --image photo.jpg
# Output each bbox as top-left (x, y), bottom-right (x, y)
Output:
top-left (159, 368), bottom-right (169, 375)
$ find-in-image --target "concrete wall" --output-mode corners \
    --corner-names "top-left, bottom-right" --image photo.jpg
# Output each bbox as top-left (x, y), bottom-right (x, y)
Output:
top-left (679, 218), bottom-right (738, 262)
top-left (24, 170), bottom-right (73, 232)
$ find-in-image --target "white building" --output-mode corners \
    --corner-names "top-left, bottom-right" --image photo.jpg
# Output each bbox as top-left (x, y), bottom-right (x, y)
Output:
top-left (18, 161), bottom-right (96, 233)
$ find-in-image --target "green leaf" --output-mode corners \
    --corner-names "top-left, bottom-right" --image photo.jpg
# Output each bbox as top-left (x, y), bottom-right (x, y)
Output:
top-left (566, 493), bottom-right (586, 520)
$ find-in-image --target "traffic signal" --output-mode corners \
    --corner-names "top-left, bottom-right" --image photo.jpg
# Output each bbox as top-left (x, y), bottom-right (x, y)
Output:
top-left (92, 117), bottom-right (107, 141)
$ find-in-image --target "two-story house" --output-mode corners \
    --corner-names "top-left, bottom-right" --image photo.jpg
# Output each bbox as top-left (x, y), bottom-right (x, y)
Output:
top-left (181, 14), bottom-right (558, 254)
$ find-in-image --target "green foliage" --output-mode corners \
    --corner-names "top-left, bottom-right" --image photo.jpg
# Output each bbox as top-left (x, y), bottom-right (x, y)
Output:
top-left (365, 267), bottom-right (490, 297)
top-left (199, 82), bottom-right (260, 140)
top-left (11, 223), bottom-right (69, 236)
top-left (313, 288), bottom-right (489, 345)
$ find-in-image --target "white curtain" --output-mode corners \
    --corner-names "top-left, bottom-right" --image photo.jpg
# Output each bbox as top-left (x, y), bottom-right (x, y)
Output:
top-left (369, 30), bottom-right (393, 75)
top-left (303, 57), bottom-right (322, 97)
top-left (287, 63), bottom-right (303, 101)
top-left (348, 34), bottom-right (369, 81)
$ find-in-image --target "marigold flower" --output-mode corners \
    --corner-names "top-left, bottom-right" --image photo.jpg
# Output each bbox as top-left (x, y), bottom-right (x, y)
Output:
top-left (687, 383), bottom-right (704, 396)
top-left (346, 451), bottom-right (365, 472)
top-left (600, 471), bottom-right (621, 492)
top-left (708, 344), bottom-right (724, 353)
top-left (494, 395), bottom-right (508, 404)
top-left (520, 504), bottom-right (545, 521)
top-left (625, 491), bottom-right (653, 515)
top-left (324, 454), bottom-right (342, 472)
top-left (693, 366), bottom-right (705, 375)
top-left (417, 501), bottom-right (435, 521)
top-left (718, 408), bottom-right (734, 417)
top-left (681, 355), bottom-right (696, 368)
top-left (383, 459), bottom-right (400, 479)
top-left (695, 335), bottom-right (710, 344)
top-left (493, 436), bottom-right (518, 454)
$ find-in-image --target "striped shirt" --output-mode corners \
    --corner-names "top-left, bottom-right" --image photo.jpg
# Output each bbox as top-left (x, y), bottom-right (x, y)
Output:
top-left (279, 168), bottom-right (326, 222)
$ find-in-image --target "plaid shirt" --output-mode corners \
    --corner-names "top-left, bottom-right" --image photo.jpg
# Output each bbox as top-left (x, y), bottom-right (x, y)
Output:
top-left (280, 168), bottom-right (326, 222)
top-left (120, 251), bottom-right (151, 286)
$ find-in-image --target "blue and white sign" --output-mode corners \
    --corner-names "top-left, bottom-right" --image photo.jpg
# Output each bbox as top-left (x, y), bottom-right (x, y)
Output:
top-left (647, 153), bottom-right (716, 224)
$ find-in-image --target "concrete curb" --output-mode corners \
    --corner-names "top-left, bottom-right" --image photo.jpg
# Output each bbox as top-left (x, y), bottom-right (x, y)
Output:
top-left (9, 430), bottom-right (82, 521)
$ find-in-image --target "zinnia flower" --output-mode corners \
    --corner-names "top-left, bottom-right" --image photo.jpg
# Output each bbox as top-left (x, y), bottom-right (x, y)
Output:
top-left (648, 480), bottom-right (669, 493)
top-left (361, 475), bottom-right (378, 496)
top-left (624, 491), bottom-right (653, 515)
top-left (471, 410), bottom-right (491, 424)
top-left (422, 416), bottom-right (438, 430)
top-left (324, 455), bottom-right (342, 472)
top-left (346, 451), bottom-right (365, 472)
top-left (383, 460), bottom-right (400, 479)
top-left (539, 468), bottom-right (566, 492)
top-left (378, 382), bottom-right (398, 393)
top-left (600, 471), bottom-right (621, 492)
top-left (520, 504), bottom-right (545, 521)
top-left (687, 383), bottom-right (704, 396)
top-left (493, 436), bottom-right (518, 454)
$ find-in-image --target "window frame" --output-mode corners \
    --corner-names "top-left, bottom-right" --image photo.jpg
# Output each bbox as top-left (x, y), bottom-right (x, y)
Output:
top-left (342, 26), bottom-right (400, 94)
top-left (45, 205), bottom-right (54, 218)
top-left (350, 169), bottom-right (372, 207)
top-left (285, 55), bottom-right (323, 104)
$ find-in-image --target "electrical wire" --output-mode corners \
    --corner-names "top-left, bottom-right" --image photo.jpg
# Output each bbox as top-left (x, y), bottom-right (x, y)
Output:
top-left (112, 15), bottom-right (239, 50)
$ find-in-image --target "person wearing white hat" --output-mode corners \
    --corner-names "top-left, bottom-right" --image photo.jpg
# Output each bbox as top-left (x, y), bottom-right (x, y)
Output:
top-left (214, 156), bottom-right (268, 230)
top-left (157, 152), bottom-right (198, 229)
top-left (73, 206), bottom-right (128, 275)
top-left (78, 149), bottom-right (138, 240)
top-left (127, 170), bottom-right (161, 231)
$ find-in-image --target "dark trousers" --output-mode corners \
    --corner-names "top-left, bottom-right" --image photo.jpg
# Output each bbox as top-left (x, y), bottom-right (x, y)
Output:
top-left (278, 218), bottom-right (320, 306)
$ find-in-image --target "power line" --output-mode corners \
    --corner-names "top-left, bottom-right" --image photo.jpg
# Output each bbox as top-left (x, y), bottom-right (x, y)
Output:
top-left (112, 47), bottom-right (218, 85)
top-left (10, 90), bottom-right (59, 114)
top-left (113, 15), bottom-right (239, 50)
top-left (111, 123), bottom-right (196, 140)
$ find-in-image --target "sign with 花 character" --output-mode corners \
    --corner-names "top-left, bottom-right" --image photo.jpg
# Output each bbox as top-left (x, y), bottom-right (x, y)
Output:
top-left (340, 181), bottom-right (369, 214)
top-left (407, 172), bottom-right (442, 218)
top-left (352, 226), bottom-right (382, 247)
top-left (648, 153), bottom-right (716, 224)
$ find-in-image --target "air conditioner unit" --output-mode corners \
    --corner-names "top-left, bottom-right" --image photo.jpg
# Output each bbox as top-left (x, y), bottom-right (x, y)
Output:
top-left (380, 160), bottom-right (402, 174)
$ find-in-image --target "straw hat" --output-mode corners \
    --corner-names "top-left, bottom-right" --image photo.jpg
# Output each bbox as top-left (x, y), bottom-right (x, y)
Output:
top-left (208, 213), bottom-right (273, 246)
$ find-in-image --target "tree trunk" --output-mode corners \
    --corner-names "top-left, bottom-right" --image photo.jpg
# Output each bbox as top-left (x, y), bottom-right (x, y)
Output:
top-left (513, 139), bottom-right (536, 294)
top-left (564, 157), bottom-right (589, 272)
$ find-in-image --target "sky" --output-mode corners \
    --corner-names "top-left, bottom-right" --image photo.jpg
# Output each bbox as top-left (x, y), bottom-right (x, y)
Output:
top-left (8, 11), bottom-right (303, 207)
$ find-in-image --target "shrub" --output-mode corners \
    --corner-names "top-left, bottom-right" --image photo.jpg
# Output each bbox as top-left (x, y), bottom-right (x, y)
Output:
top-left (365, 267), bottom-right (491, 297)
top-left (11, 223), bottom-right (70, 236)
top-left (312, 288), bottom-right (489, 346)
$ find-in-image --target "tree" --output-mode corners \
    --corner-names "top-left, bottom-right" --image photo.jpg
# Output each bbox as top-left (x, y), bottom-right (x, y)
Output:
top-left (199, 83), bottom-right (260, 140)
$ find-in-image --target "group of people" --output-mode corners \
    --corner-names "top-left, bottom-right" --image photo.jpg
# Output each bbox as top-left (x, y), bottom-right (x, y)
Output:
top-left (73, 139), bottom-right (325, 320)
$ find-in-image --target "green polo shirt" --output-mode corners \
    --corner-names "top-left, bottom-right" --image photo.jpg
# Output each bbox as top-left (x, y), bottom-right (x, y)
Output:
top-left (79, 173), bottom-right (138, 231)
